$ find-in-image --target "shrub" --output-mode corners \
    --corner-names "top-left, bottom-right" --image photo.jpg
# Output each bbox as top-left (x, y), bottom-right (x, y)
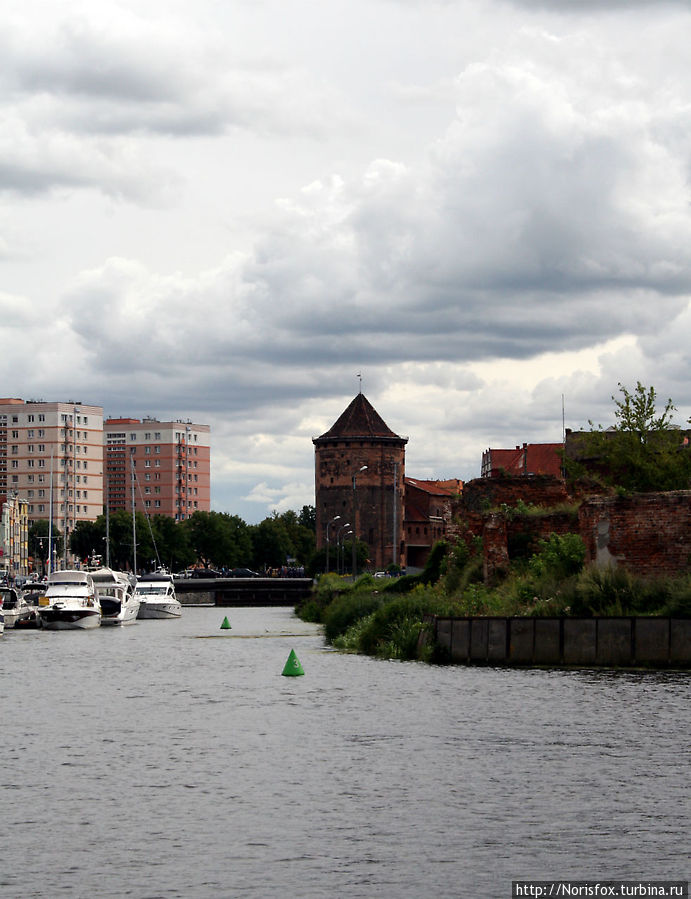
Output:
top-left (323, 591), bottom-right (384, 643)
top-left (528, 533), bottom-right (586, 580)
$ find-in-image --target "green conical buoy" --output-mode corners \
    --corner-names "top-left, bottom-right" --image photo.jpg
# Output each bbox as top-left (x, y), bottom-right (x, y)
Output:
top-left (220, 616), bottom-right (231, 630)
top-left (282, 648), bottom-right (304, 676)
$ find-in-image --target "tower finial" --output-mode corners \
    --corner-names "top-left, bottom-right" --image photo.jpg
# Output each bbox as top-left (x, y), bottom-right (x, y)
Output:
top-left (356, 372), bottom-right (362, 394)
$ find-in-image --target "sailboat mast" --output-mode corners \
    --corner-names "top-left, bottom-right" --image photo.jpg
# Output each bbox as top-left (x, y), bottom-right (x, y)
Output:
top-left (105, 479), bottom-right (110, 568)
top-left (48, 451), bottom-right (54, 576)
top-left (131, 455), bottom-right (137, 575)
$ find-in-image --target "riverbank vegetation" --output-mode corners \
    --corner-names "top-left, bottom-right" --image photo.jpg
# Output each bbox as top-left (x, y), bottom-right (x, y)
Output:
top-left (297, 531), bottom-right (691, 663)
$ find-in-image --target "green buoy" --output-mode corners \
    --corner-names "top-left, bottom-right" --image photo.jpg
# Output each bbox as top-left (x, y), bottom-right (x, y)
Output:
top-left (220, 616), bottom-right (231, 630)
top-left (282, 648), bottom-right (304, 676)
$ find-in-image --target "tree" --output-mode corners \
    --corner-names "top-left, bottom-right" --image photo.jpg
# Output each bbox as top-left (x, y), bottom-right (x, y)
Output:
top-left (28, 520), bottom-right (63, 573)
top-left (182, 511), bottom-right (239, 568)
top-left (612, 381), bottom-right (676, 439)
top-left (569, 381), bottom-right (691, 492)
top-left (250, 516), bottom-right (294, 570)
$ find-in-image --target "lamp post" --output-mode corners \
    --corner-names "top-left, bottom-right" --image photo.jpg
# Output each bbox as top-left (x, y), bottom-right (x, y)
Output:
top-left (325, 515), bottom-right (341, 573)
top-left (352, 465), bottom-right (368, 579)
top-left (340, 529), bottom-right (353, 575)
top-left (335, 523), bottom-right (350, 574)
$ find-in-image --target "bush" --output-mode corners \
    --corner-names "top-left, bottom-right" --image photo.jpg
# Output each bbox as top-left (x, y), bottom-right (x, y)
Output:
top-left (528, 533), bottom-right (586, 580)
top-left (323, 591), bottom-right (384, 643)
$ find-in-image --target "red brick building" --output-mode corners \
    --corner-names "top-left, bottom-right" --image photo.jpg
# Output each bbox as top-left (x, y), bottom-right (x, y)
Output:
top-left (404, 478), bottom-right (462, 569)
top-left (481, 442), bottom-right (564, 478)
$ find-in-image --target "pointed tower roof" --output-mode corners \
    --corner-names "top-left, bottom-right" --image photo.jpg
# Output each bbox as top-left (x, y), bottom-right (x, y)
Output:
top-left (313, 394), bottom-right (408, 446)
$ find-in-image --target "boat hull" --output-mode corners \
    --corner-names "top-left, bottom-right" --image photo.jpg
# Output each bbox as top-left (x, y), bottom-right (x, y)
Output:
top-left (38, 609), bottom-right (101, 630)
top-left (100, 597), bottom-right (140, 626)
top-left (137, 601), bottom-right (182, 619)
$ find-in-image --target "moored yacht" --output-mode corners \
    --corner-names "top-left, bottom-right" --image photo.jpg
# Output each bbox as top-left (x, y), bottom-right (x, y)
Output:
top-left (91, 568), bottom-right (140, 626)
top-left (37, 570), bottom-right (101, 630)
top-left (0, 586), bottom-right (33, 629)
top-left (136, 572), bottom-right (182, 619)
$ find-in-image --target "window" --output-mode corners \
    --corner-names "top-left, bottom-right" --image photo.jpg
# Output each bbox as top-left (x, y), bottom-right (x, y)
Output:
top-left (38, 459), bottom-right (45, 468)
top-left (11, 474), bottom-right (18, 483)
top-left (154, 432), bottom-right (161, 440)
top-left (11, 430), bottom-right (18, 438)
top-left (28, 474), bottom-right (34, 483)
top-left (145, 432), bottom-right (151, 440)
top-left (28, 414), bottom-right (34, 422)
top-left (38, 429), bottom-right (45, 437)
top-left (28, 429), bottom-right (34, 438)
top-left (38, 414), bottom-right (45, 422)
top-left (11, 446), bottom-right (17, 454)
top-left (130, 433), bottom-right (137, 441)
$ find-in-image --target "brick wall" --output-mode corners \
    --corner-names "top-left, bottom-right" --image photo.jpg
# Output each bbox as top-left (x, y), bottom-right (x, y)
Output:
top-left (579, 492), bottom-right (691, 578)
top-left (451, 479), bottom-right (691, 582)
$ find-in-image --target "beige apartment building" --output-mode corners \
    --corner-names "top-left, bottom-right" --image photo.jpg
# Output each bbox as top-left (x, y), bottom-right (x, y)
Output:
top-left (0, 398), bottom-right (104, 537)
top-left (104, 418), bottom-right (210, 520)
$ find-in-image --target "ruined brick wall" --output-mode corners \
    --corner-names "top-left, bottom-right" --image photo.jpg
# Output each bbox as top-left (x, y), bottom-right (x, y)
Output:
top-left (579, 491), bottom-right (691, 578)
top-left (460, 475), bottom-right (571, 512)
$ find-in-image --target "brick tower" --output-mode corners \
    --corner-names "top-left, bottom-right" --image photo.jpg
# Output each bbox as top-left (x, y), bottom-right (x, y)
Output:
top-left (313, 394), bottom-right (408, 571)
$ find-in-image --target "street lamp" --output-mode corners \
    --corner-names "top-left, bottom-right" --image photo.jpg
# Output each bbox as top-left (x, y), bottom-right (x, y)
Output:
top-left (352, 465), bottom-right (368, 579)
top-left (339, 529), bottom-right (353, 575)
top-left (335, 523), bottom-right (351, 574)
top-left (325, 515), bottom-right (341, 573)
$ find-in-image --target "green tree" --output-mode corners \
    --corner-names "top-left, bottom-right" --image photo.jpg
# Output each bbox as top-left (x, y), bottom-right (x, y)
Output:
top-left (149, 515), bottom-right (195, 572)
top-left (250, 516), bottom-right (294, 570)
top-left (28, 520), bottom-right (63, 574)
top-left (570, 381), bottom-right (691, 492)
top-left (70, 519), bottom-right (105, 565)
top-left (182, 511), bottom-right (237, 568)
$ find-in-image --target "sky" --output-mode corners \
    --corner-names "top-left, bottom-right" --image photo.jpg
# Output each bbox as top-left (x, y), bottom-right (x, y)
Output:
top-left (3, 0), bottom-right (691, 523)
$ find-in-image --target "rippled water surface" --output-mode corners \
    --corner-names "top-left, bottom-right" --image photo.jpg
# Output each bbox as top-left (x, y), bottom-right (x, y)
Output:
top-left (1, 607), bottom-right (689, 898)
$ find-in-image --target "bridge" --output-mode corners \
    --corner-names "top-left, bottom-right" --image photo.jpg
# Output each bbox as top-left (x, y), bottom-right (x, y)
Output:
top-left (174, 576), bottom-right (313, 607)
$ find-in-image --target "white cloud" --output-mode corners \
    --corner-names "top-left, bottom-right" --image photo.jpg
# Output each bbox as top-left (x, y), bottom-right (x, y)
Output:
top-left (2, 0), bottom-right (691, 520)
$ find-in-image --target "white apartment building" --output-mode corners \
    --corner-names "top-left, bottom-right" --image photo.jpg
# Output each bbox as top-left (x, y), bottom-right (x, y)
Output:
top-left (0, 399), bottom-right (104, 536)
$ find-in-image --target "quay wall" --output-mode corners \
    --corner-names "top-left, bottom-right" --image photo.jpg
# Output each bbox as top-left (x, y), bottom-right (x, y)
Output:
top-left (430, 616), bottom-right (691, 668)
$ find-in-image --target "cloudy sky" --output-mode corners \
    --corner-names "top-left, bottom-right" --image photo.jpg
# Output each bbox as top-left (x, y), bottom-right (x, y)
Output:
top-left (3, 0), bottom-right (691, 522)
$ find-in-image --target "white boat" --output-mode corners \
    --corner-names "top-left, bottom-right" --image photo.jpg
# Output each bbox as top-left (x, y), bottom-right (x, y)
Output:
top-left (17, 581), bottom-right (48, 629)
top-left (90, 568), bottom-right (140, 626)
top-left (0, 586), bottom-right (33, 628)
top-left (37, 570), bottom-right (101, 630)
top-left (136, 572), bottom-right (182, 619)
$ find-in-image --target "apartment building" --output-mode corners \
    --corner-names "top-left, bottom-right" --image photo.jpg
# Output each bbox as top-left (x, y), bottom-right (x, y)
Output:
top-left (103, 418), bottom-right (210, 520)
top-left (0, 399), bottom-right (104, 535)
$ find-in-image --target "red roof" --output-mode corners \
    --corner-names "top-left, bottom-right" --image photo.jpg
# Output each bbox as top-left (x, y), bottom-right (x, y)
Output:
top-left (484, 443), bottom-right (563, 477)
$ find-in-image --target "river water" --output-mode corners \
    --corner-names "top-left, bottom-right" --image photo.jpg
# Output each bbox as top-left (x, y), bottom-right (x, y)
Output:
top-left (1, 606), bottom-right (688, 898)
